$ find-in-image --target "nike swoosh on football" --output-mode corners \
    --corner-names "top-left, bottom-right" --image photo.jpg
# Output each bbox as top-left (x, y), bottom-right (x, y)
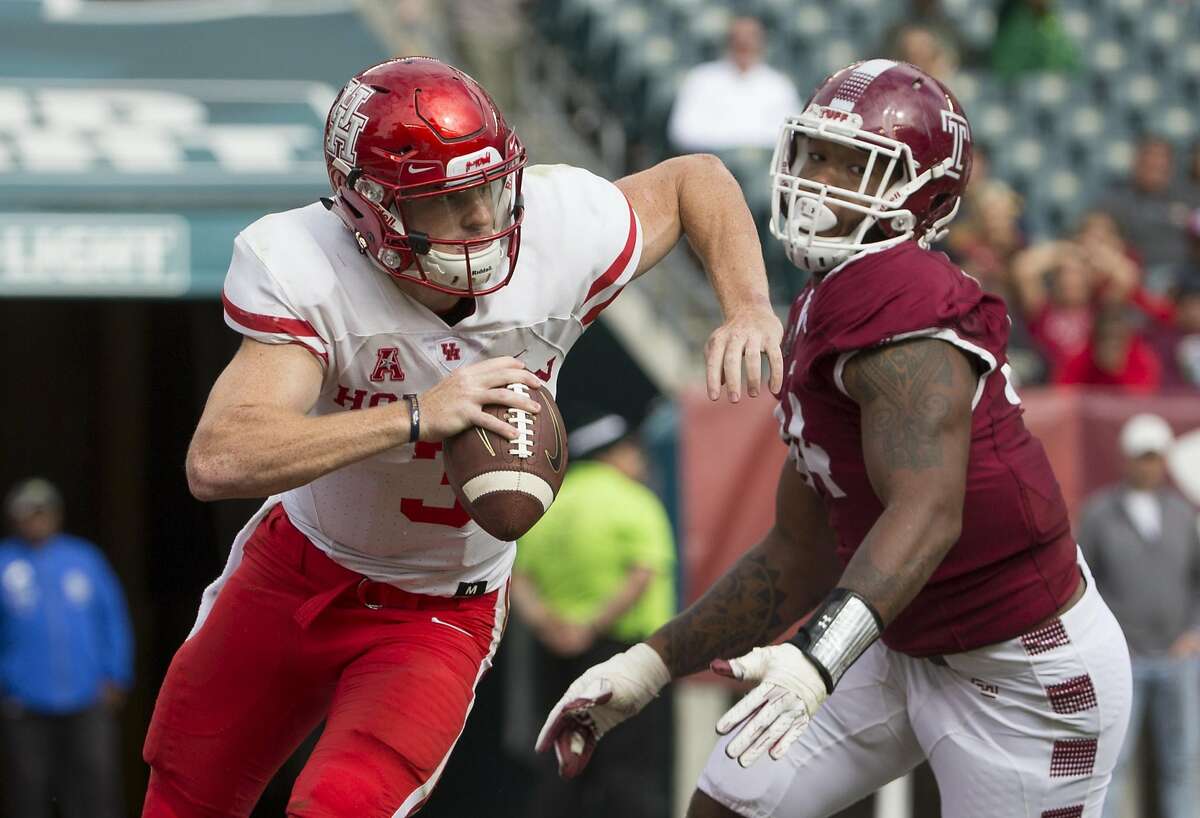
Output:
top-left (545, 404), bottom-right (564, 473)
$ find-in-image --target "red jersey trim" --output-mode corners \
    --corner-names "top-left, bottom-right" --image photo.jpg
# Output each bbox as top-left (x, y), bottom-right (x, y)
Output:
top-left (222, 291), bottom-right (323, 340)
top-left (222, 292), bottom-right (329, 365)
top-left (582, 195), bottom-right (638, 306)
top-left (284, 340), bottom-right (329, 366)
top-left (580, 287), bottom-right (627, 327)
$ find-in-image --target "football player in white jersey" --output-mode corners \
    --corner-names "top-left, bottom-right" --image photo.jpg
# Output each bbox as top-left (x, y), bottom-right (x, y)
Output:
top-left (141, 57), bottom-right (784, 818)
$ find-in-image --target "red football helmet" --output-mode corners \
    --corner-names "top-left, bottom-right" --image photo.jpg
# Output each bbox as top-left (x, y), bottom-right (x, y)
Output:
top-left (323, 57), bottom-right (526, 295)
top-left (769, 60), bottom-right (972, 273)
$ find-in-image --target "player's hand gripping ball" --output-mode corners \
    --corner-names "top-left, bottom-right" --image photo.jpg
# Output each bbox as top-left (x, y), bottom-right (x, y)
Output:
top-left (444, 384), bottom-right (568, 541)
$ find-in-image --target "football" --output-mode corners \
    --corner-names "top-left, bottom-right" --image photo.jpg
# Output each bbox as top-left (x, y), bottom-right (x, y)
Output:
top-left (443, 383), bottom-right (569, 541)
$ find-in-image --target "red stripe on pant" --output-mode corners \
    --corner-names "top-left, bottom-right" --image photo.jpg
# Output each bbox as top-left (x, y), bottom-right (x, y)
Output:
top-left (142, 504), bottom-right (505, 818)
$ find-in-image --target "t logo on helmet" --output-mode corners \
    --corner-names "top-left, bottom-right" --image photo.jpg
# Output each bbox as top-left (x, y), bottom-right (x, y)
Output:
top-left (940, 110), bottom-right (971, 180)
top-left (326, 80), bottom-right (375, 168)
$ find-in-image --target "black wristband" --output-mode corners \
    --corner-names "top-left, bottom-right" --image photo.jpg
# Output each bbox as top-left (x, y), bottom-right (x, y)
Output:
top-left (789, 588), bottom-right (883, 694)
top-left (404, 393), bottom-right (420, 443)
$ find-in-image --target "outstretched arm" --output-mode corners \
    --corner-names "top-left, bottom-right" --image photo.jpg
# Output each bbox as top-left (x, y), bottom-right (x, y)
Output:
top-left (616, 155), bottom-right (784, 402)
top-left (646, 464), bottom-right (841, 678)
top-left (712, 337), bottom-right (974, 767)
top-left (535, 462), bottom-right (840, 777)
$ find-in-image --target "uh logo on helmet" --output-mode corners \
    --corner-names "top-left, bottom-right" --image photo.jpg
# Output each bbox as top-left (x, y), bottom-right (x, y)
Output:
top-left (322, 57), bottom-right (527, 296)
top-left (769, 59), bottom-right (972, 273)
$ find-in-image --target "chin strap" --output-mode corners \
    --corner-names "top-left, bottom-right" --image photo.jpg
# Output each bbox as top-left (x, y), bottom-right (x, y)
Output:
top-left (418, 240), bottom-right (505, 290)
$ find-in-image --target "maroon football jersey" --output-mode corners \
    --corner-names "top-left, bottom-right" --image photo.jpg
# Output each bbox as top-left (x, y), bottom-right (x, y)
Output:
top-left (777, 241), bottom-right (1078, 656)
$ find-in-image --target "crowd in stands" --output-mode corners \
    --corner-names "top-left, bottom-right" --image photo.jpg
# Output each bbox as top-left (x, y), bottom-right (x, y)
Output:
top-left (660, 0), bottom-right (1200, 393)
top-left (948, 135), bottom-right (1200, 392)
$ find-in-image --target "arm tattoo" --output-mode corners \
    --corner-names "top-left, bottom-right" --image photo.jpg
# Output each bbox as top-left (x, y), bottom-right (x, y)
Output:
top-left (657, 550), bottom-right (789, 678)
top-left (842, 537), bottom-right (948, 624)
top-left (839, 337), bottom-right (975, 623)
top-left (843, 339), bottom-right (958, 471)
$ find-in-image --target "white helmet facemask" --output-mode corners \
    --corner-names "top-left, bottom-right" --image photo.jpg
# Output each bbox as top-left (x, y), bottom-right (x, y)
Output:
top-left (769, 105), bottom-right (939, 273)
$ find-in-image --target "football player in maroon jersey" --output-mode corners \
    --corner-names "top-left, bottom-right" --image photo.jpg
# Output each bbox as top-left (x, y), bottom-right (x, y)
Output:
top-left (539, 60), bottom-right (1132, 818)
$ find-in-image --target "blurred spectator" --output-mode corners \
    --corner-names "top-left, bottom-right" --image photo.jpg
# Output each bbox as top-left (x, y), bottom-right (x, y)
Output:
top-left (513, 414), bottom-right (676, 818)
top-left (1137, 211), bottom-right (1200, 388)
top-left (1011, 237), bottom-right (1132, 374)
top-left (447, 0), bottom-right (525, 111)
top-left (1144, 272), bottom-right (1200, 389)
top-left (886, 23), bottom-right (959, 84)
top-left (1099, 136), bottom-right (1194, 288)
top-left (1187, 139), bottom-right (1200, 207)
top-left (1057, 306), bottom-right (1161, 392)
top-left (1079, 415), bottom-right (1200, 818)
top-left (1010, 211), bottom-right (1176, 385)
top-left (881, 0), bottom-right (967, 73)
top-left (946, 178), bottom-right (1025, 294)
top-left (667, 16), bottom-right (801, 153)
top-left (989, 0), bottom-right (1080, 80)
top-left (0, 479), bottom-right (132, 818)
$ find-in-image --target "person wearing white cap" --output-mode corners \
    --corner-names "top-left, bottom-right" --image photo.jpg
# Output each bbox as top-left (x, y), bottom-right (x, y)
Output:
top-left (1078, 414), bottom-right (1200, 818)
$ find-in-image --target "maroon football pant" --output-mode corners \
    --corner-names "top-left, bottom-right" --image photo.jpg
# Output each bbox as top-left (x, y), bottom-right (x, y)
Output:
top-left (142, 505), bottom-right (506, 818)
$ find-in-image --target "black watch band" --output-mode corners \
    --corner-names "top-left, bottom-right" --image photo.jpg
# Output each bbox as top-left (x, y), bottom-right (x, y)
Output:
top-left (404, 393), bottom-right (420, 443)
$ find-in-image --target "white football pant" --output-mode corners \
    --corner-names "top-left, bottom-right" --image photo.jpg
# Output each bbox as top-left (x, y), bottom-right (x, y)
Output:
top-left (698, 553), bottom-right (1132, 818)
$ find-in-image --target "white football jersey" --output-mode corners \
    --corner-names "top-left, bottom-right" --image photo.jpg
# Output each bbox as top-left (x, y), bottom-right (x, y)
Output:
top-left (219, 164), bottom-right (643, 596)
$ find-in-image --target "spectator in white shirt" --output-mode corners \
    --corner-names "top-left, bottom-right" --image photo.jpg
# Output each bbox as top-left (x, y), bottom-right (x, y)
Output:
top-left (667, 16), bottom-right (802, 154)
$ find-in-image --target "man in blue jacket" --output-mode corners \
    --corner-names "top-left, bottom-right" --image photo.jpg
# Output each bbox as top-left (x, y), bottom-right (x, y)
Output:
top-left (0, 478), bottom-right (133, 818)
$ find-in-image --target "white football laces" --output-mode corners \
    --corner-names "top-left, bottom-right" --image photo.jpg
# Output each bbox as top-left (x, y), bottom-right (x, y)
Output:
top-left (507, 383), bottom-right (535, 458)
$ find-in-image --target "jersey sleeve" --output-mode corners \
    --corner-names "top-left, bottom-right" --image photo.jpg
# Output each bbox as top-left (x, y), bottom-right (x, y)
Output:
top-left (541, 166), bottom-right (644, 326)
top-left (811, 245), bottom-right (1009, 406)
top-left (221, 232), bottom-right (331, 369)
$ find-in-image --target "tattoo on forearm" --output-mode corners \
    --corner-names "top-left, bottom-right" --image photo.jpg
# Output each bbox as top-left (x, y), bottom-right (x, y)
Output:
top-left (657, 550), bottom-right (789, 677)
top-left (843, 339), bottom-right (957, 471)
top-left (843, 531), bottom-right (948, 623)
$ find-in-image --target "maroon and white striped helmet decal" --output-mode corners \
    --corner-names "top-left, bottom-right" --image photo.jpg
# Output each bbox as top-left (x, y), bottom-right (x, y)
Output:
top-left (829, 59), bottom-right (899, 113)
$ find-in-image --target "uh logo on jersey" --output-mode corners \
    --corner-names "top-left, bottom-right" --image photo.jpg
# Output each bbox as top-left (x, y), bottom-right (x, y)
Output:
top-left (430, 337), bottom-right (475, 372)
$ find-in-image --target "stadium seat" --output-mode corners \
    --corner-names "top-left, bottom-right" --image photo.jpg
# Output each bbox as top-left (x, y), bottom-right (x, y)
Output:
top-left (528, 0), bottom-right (1190, 248)
top-left (1088, 40), bottom-right (1128, 75)
top-left (685, 5), bottom-right (733, 60)
top-left (1160, 106), bottom-right (1196, 142)
top-left (815, 39), bottom-right (859, 78)
top-left (974, 101), bottom-right (1014, 147)
top-left (1058, 7), bottom-right (1092, 43)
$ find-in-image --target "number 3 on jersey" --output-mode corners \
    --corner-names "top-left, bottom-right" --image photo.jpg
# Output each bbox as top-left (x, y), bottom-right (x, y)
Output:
top-left (400, 442), bottom-right (472, 528)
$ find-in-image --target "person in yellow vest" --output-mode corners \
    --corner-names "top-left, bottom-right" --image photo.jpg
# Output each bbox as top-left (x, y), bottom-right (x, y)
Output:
top-left (513, 412), bottom-right (676, 818)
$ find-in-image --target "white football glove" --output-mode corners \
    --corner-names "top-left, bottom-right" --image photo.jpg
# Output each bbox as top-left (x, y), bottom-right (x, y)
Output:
top-left (712, 644), bottom-right (829, 767)
top-left (535, 642), bottom-right (670, 778)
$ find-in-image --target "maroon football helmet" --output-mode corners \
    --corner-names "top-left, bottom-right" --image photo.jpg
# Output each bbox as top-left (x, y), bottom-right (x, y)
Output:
top-left (769, 60), bottom-right (972, 272)
top-left (323, 57), bottom-right (526, 295)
